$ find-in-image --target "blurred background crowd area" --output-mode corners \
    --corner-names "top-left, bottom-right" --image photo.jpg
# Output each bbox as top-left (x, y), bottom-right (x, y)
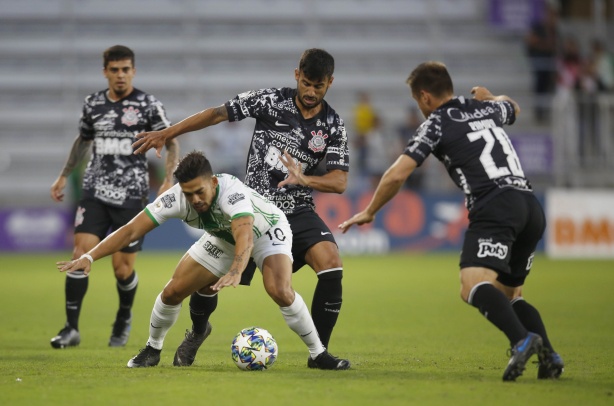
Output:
top-left (0, 0), bottom-right (613, 209)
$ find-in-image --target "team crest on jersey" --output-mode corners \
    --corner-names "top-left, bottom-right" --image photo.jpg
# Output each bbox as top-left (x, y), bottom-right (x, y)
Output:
top-left (307, 130), bottom-right (328, 153)
top-left (227, 192), bottom-right (245, 205)
top-left (121, 106), bottom-right (140, 127)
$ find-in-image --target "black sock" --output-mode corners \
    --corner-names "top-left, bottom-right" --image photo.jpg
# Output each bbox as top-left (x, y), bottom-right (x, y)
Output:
top-left (189, 292), bottom-right (218, 334)
top-left (512, 298), bottom-right (554, 351)
top-left (65, 272), bottom-right (89, 331)
top-left (470, 283), bottom-right (528, 346)
top-left (311, 269), bottom-right (343, 349)
top-left (116, 271), bottom-right (138, 320)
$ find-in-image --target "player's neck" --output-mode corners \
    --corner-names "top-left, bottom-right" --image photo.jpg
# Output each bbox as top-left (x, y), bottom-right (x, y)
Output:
top-left (106, 87), bottom-right (134, 102)
top-left (294, 96), bottom-right (322, 120)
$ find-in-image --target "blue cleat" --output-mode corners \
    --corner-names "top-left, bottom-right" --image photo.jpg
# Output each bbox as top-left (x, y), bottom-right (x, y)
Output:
top-left (503, 332), bottom-right (543, 381)
top-left (537, 348), bottom-right (564, 379)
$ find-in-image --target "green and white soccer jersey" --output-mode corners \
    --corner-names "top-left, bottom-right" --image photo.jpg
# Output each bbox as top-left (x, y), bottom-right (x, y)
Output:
top-left (145, 174), bottom-right (292, 277)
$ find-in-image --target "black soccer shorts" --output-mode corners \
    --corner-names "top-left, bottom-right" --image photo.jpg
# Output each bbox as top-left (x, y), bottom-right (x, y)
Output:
top-left (459, 190), bottom-right (546, 287)
top-left (239, 209), bottom-right (337, 286)
top-left (74, 198), bottom-right (144, 253)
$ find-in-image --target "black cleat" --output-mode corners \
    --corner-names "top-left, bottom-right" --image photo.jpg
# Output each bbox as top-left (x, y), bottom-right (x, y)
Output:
top-left (503, 332), bottom-right (543, 381)
top-left (127, 345), bottom-right (161, 368)
top-left (537, 348), bottom-right (564, 379)
top-left (308, 351), bottom-right (351, 370)
top-left (50, 325), bottom-right (81, 349)
top-left (109, 314), bottom-right (132, 347)
top-left (173, 322), bottom-right (212, 367)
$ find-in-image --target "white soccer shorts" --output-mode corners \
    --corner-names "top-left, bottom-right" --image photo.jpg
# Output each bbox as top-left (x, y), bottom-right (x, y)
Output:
top-left (187, 217), bottom-right (293, 278)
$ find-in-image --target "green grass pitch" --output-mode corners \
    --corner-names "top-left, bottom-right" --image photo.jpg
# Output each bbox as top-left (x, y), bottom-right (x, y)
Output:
top-left (0, 252), bottom-right (613, 406)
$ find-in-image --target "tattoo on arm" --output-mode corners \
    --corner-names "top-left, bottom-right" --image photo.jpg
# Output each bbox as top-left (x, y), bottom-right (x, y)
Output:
top-left (233, 246), bottom-right (251, 265)
top-left (164, 139), bottom-right (179, 182)
top-left (61, 136), bottom-right (91, 177)
top-left (212, 106), bottom-right (228, 120)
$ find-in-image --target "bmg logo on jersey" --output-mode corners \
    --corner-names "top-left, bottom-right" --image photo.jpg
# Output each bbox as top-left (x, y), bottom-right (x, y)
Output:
top-left (203, 241), bottom-right (223, 259)
top-left (477, 240), bottom-right (508, 259)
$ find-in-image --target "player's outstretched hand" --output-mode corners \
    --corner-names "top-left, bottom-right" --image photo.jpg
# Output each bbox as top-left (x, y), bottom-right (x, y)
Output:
top-left (132, 130), bottom-right (167, 158)
top-left (338, 211), bottom-right (375, 234)
top-left (278, 150), bottom-right (305, 189)
top-left (211, 270), bottom-right (241, 292)
top-left (57, 257), bottom-right (92, 275)
top-left (471, 86), bottom-right (494, 101)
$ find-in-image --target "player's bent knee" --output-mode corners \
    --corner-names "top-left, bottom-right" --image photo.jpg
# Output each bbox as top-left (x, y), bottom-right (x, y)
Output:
top-left (264, 284), bottom-right (294, 307)
top-left (161, 287), bottom-right (186, 306)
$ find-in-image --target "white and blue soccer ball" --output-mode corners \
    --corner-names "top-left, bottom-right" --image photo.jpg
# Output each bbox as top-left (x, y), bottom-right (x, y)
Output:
top-left (231, 327), bottom-right (278, 371)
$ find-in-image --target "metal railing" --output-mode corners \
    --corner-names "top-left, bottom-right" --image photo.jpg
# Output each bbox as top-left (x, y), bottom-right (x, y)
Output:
top-left (552, 90), bottom-right (614, 187)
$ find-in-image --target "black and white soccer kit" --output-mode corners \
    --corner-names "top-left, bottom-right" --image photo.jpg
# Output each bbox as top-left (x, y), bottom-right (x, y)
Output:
top-left (224, 87), bottom-right (350, 281)
top-left (404, 96), bottom-right (545, 286)
top-left (75, 88), bottom-right (171, 252)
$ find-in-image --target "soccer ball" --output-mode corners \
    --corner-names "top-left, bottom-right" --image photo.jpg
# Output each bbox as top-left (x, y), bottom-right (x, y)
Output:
top-left (231, 327), bottom-right (278, 371)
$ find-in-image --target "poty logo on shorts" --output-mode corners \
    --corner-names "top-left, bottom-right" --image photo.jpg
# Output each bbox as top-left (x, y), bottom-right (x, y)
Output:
top-left (161, 194), bottom-right (176, 208)
top-left (477, 241), bottom-right (508, 259)
top-left (203, 241), bottom-right (223, 259)
top-left (227, 192), bottom-right (245, 205)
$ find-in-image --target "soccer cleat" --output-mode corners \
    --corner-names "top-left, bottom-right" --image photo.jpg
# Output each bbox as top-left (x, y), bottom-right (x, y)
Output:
top-left (537, 348), bottom-right (564, 379)
top-left (173, 322), bottom-right (213, 367)
top-left (127, 345), bottom-right (161, 368)
top-left (109, 314), bottom-right (132, 347)
top-left (502, 332), bottom-right (543, 381)
top-left (50, 325), bottom-right (81, 349)
top-left (307, 351), bottom-right (351, 370)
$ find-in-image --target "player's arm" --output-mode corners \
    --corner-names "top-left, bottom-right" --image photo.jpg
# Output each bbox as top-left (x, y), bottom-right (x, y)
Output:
top-left (278, 150), bottom-right (347, 193)
top-left (56, 211), bottom-right (157, 275)
top-left (338, 154), bottom-right (417, 233)
top-left (157, 137), bottom-right (180, 195)
top-left (471, 86), bottom-right (520, 117)
top-left (133, 105), bottom-right (229, 158)
top-left (211, 215), bottom-right (255, 291)
top-left (50, 135), bottom-right (92, 202)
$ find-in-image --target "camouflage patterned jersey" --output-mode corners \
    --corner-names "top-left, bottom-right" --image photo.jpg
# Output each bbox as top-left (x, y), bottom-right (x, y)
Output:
top-left (225, 87), bottom-right (349, 215)
top-left (79, 88), bottom-right (171, 208)
top-left (403, 96), bottom-right (531, 211)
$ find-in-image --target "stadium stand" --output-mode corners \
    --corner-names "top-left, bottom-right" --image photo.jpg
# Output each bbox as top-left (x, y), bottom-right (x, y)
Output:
top-left (0, 0), bottom-right (553, 206)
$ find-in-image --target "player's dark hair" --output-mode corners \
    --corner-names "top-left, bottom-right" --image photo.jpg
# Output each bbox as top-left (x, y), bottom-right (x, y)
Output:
top-left (103, 45), bottom-right (135, 68)
top-left (406, 61), bottom-right (454, 98)
top-left (174, 151), bottom-right (213, 183)
top-left (298, 48), bottom-right (335, 80)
